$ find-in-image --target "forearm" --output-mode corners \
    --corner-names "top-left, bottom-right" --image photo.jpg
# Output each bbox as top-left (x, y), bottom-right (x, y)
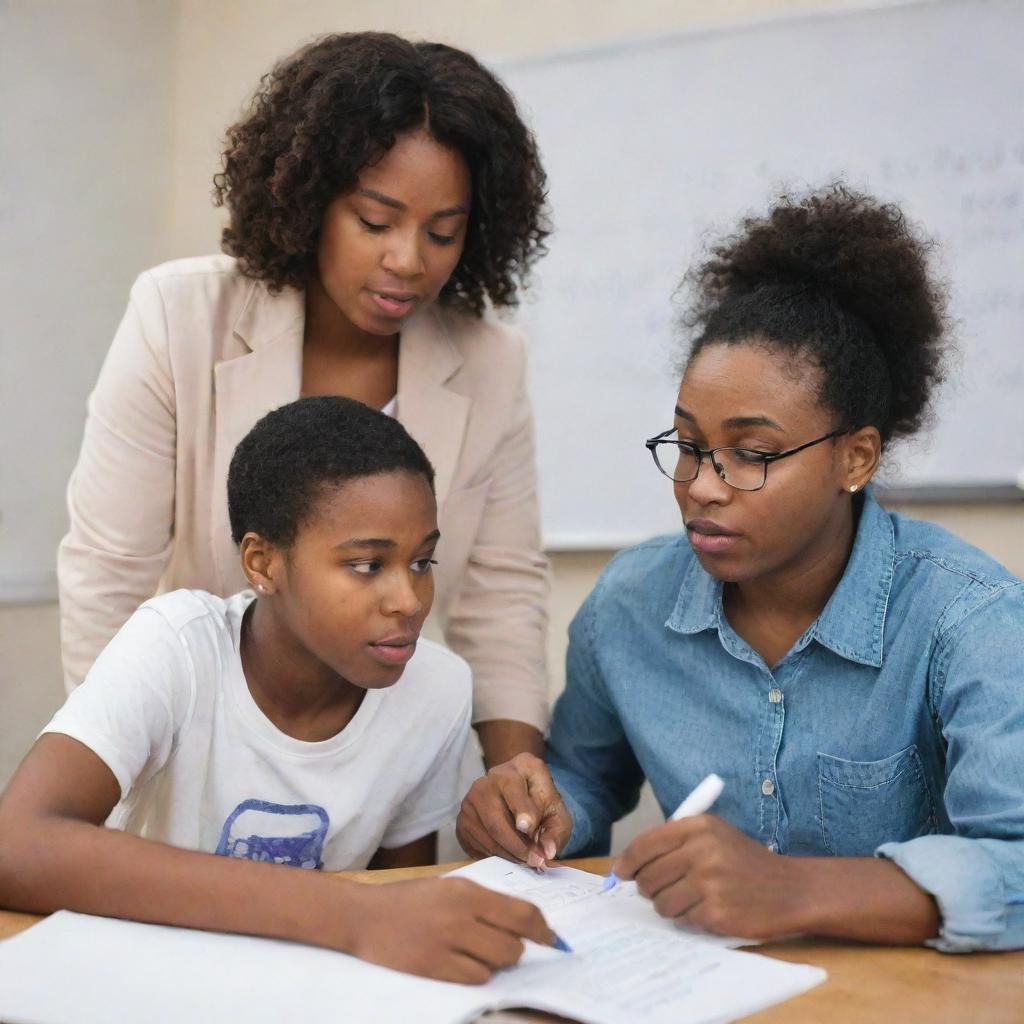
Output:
top-left (474, 719), bottom-right (544, 770)
top-left (787, 855), bottom-right (939, 945)
top-left (0, 816), bottom-right (363, 952)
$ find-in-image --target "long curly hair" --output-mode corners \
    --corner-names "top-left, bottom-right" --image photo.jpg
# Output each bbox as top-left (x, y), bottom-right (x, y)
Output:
top-left (213, 32), bottom-right (550, 316)
top-left (682, 184), bottom-right (949, 445)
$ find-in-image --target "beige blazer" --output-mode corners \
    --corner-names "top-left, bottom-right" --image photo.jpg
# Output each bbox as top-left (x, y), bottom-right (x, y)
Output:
top-left (58, 256), bottom-right (549, 730)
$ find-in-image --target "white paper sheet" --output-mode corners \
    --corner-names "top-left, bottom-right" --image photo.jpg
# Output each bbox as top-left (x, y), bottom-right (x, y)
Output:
top-left (447, 858), bottom-right (755, 948)
top-left (0, 860), bottom-right (824, 1024)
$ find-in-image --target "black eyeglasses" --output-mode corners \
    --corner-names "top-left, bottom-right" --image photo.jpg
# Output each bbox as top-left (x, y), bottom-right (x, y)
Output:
top-left (645, 428), bottom-right (844, 491)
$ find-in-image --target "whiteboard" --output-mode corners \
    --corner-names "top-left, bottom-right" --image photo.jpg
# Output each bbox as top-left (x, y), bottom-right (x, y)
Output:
top-left (500, 0), bottom-right (1024, 549)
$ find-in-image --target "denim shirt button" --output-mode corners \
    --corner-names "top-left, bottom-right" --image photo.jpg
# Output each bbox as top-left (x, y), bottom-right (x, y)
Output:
top-left (768, 688), bottom-right (783, 704)
top-left (761, 778), bottom-right (775, 796)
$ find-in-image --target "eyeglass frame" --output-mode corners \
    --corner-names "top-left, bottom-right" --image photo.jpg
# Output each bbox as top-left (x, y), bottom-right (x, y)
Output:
top-left (644, 428), bottom-right (846, 491)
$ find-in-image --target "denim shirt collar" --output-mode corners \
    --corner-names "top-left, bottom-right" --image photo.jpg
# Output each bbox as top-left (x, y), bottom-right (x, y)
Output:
top-left (666, 488), bottom-right (894, 667)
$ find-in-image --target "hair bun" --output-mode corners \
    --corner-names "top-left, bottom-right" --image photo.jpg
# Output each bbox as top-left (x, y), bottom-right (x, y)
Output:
top-left (687, 183), bottom-right (949, 442)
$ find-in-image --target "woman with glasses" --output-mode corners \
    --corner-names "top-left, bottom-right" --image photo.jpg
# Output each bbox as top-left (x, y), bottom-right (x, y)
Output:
top-left (458, 185), bottom-right (1024, 952)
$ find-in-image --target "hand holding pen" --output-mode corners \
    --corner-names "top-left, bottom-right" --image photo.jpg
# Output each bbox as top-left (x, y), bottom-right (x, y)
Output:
top-left (457, 753), bottom-right (574, 870)
top-left (610, 773), bottom-right (813, 940)
top-left (603, 774), bottom-right (724, 891)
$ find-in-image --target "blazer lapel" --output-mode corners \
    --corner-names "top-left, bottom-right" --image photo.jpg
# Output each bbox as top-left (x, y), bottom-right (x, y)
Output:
top-left (210, 282), bottom-right (305, 590)
top-left (397, 308), bottom-right (470, 506)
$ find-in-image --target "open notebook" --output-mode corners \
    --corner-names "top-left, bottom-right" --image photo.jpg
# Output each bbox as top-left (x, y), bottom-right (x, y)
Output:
top-left (0, 858), bottom-right (824, 1024)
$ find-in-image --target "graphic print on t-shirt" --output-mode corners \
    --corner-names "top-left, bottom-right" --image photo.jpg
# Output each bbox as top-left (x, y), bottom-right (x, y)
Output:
top-left (215, 799), bottom-right (329, 869)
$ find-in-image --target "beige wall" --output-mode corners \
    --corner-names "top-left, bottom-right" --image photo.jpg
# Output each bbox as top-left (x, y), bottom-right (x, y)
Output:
top-left (166, 0), bottom-right (869, 257)
top-left (1, 0), bottom-right (177, 600)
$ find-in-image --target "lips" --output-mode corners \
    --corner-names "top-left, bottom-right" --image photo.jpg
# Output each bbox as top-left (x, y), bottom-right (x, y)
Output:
top-left (685, 518), bottom-right (741, 555)
top-left (686, 519), bottom-right (740, 537)
top-left (367, 634), bottom-right (418, 666)
top-left (369, 290), bottom-right (417, 317)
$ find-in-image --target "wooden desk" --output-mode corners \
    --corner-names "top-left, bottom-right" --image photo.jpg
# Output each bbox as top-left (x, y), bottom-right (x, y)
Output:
top-left (2, 858), bottom-right (1021, 1023)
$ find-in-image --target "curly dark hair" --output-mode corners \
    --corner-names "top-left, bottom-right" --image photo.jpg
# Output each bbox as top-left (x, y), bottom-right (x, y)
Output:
top-left (682, 184), bottom-right (949, 445)
top-left (213, 32), bottom-right (550, 316)
top-left (228, 396), bottom-right (435, 547)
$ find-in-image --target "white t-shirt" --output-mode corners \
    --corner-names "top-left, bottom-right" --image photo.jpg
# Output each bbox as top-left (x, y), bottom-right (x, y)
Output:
top-left (43, 590), bottom-right (472, 871)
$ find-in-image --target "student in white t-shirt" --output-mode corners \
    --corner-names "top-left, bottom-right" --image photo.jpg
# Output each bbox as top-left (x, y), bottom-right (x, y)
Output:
top-left (0, 396), bottom-right (556, 983)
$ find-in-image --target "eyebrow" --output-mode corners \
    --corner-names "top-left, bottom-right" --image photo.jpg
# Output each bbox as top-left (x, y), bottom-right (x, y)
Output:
top-left (358, 188), bottom-right (469, 220)
top-left (335, 529), bottom-right (441, 551)
top-left (675, 406), bottom-right (785, 433)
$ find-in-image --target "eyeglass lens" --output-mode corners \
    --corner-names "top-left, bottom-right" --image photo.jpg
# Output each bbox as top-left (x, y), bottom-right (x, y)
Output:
top-left (652, 442), bottom-right (767, 491)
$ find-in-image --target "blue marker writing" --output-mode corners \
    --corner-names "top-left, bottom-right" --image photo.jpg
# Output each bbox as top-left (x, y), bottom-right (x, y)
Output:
top-left (602, 773), bottom-right (725, 893)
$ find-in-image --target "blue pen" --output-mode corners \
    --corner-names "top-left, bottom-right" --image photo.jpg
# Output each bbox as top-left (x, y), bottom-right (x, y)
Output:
top-left (602, 774), bottom-right (725, 892)
top-left (552, 934), bottom-right (573, 952)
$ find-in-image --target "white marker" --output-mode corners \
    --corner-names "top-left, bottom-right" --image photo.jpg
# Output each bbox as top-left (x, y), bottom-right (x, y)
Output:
top-left (602, 773), bottom-right (725, 892)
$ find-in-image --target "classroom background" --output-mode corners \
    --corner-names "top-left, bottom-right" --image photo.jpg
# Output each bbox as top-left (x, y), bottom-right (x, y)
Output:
top-left (2, 0), bottom-right (1022, 854)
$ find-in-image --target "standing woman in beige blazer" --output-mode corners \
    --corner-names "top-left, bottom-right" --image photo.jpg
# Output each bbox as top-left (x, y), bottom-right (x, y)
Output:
top-left (58, 32), bottom-right (551, 768)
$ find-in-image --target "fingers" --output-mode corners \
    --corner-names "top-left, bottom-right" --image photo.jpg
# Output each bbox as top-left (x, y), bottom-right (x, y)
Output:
top-left (500, 764), bottom-right (546, 837)
top-left (473, 782), bottom-right (535, 863)
top-left (633, 844), bottom-right (692, 901)
top-left (525, 782), bottom-right (572, 861)
top-left (456, 924), bottom-right (525, 976)
top-left (458, 762), bottom-right (554, 865)
top-left (439, 887), bottom-right (556, 983)
top-left (476, 889), bottom-right (557, 948)
top-left (613, 815), bottom-right (705, 881)
top-left (651, 872), bottom-right (703, 920)
top-left (436, 952), bottom-right (494, 985)
top-left (455, 801), bottom-right (498, 860)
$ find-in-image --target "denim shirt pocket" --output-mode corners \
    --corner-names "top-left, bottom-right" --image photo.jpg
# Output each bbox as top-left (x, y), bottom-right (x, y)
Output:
top-left (817, 745), bottom-right (937, 857)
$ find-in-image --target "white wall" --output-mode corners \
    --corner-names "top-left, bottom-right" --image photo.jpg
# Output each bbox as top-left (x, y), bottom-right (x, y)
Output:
top-left (1, 0), bottom-right (177, 600)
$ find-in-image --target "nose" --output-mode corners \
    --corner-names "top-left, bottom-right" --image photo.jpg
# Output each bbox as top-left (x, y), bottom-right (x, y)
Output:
top-left (678, 452), bottom-right (732, 507)
top-left (380, 227), bottom-right (425, 280)
top-left (381, 570), bottom-right (424, 619)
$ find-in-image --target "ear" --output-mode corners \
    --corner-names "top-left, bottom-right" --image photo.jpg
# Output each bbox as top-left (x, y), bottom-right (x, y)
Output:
top-left (840, 426), bottom-right (881, 494)
top-left (239, 532), bottom-right (283, 595)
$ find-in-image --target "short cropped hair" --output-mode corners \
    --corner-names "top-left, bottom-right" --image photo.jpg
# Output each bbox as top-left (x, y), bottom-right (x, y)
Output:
top-left (213, 32), bottom-right (550, 316)
top-left (227, 396), bottom-right (435, 547)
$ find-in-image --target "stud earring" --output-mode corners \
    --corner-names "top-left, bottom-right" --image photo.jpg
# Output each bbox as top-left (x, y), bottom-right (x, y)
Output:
top-left (849, 485), bottom-right (858, 493)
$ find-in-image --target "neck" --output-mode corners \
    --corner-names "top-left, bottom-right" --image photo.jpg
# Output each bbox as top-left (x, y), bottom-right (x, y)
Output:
top-left (304, 276), bottom-right (398, 359)
top-left (727, 497), bottom-right (856, 628)
top-left (240, 598), bottom-right (365, 741)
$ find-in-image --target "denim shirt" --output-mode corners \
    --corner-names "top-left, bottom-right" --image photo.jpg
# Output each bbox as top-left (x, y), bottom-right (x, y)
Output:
top-left (549, 489), bottom-right (1024, 952)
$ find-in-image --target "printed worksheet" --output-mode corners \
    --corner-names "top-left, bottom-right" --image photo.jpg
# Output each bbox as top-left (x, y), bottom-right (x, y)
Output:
top-left (0, 861), bottom-right (824, 1024)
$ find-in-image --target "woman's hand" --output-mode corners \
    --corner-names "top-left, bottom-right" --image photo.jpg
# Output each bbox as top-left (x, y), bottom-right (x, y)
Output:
top-left (457, 753), bottom-right (573, 868)
top-left (613, 815), bottom-right (804, 940)
top-left (613, 814), bottom-right (939, 944)
top-left (343, 876), bottom-right (557, 984)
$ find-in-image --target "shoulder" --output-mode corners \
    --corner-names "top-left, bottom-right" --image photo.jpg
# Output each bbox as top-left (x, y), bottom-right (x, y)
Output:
top-left (128, 255), bottom-right (261, 329)
top-left (133, 254), bottom-right (243, 299)
top-left (72, 590), bottom-right (239, 720)
top-left (578, 533), bottom-right (691, 628)
top-left (597, 532), bottom-right (691, 594)
top-left (891, 512), bottom-right (1020, 596)
top-left (132, 588), bottom-right (245, 666)
top-left (888, 511), bottom-right (1022, 635)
